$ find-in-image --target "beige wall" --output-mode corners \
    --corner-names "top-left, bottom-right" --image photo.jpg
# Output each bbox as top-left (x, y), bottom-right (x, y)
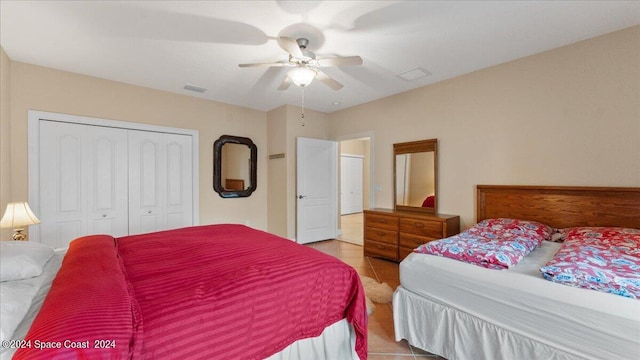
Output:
top-left (6, 60), bottom-right (269, 232)
top-left (3, 25), bottom-right (638, 239)
top-left (266, 105), bottom-right (288, 237)
top-left (330, 26), bottom-right (640, 228)
top-left (266, 104), bottom-right (330, 239)
top-left (340, 138), bottom-right (366, 155)
top-left (0, 48), bottom-right (12, 239)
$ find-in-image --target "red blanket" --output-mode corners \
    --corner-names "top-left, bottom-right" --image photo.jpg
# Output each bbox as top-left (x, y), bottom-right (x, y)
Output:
top-left (16, 225), bottom-right (367, 359)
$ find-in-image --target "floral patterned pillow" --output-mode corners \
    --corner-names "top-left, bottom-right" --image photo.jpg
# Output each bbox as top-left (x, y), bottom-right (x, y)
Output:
top-left (414, 218), bottom-right (550, 270)
top-left (555, 227), bottom-right (640, 252)
top-left (475, 218), bottom-right (555, 241)
top-left (540, 227), bottom-right (640, 299)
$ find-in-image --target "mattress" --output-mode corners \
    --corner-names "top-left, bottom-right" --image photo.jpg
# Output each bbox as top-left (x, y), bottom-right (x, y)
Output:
top-left (394, 241), bottom-right (640, 360)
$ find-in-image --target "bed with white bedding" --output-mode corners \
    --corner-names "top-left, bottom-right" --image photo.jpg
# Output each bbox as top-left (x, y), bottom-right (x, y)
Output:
top-left (393, 185), bottom-right (640, 360)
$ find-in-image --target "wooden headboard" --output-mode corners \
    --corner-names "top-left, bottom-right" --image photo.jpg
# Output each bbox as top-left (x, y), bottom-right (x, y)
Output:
top-left (477, 185), bottom-right (640, 229)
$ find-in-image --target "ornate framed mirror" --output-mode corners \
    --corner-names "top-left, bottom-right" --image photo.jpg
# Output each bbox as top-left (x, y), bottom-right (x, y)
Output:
top-left (213, 135), bottom-right (257, 198)
top-left (393, 139), bottom-right (437, 213)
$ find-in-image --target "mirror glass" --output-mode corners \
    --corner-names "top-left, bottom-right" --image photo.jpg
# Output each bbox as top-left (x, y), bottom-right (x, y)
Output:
top-left (221, 144), bottom-right (251, 190)
top-left (394, 139), bottom-right (437, 213)
top-left (213, 135), bottom-right (257, 198)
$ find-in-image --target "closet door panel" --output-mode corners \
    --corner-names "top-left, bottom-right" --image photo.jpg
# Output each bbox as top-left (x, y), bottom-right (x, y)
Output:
top-left (39, 121), bottom-right (128, 248)
top-left (165, 134), bottom-right (193, 230)
top-left (141, 141), bottom-right (160, 207)
top-left (58, 135), bottom-right (82, 212)
top-left (129, 130), bottom-right (165, 235)
top-left (40, 124), bottom-right (85, 248)
top-left (87, 132), bottom-right (129, 237)
top-left (128, 131), bottom-right (193, 235)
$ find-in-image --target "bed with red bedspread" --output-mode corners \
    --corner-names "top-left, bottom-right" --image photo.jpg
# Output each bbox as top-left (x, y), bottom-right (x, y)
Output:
top-left (14, 225), bottom-right (367, 359)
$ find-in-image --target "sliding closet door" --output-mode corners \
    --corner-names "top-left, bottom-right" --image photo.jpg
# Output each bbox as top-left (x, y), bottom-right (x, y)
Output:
top-left (38, 121), bottom-right (129, 248)
top-left (128, 130), bottom-right (193, 235)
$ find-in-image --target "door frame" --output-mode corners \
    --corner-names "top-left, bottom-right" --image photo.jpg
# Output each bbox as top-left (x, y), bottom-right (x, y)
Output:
top-left (340, 154), bottom-right (364, 215)
top-left (336, 131), bottom-right (375, 210)
top-left (27, 110), bottom-right (200, 241)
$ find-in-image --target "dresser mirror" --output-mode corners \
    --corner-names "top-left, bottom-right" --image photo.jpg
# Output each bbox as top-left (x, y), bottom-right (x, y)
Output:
top-left (213, 135), bottom-right (257, 198)
top-left (394, 138), bottom-right (437, 213)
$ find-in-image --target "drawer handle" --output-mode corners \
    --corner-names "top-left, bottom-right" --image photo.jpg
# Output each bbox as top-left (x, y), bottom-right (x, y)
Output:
top-left (378, 219), bottom-right (387, 224)
top-left (377, 231), bottom-right (386, 236)
top-left (414, 222), bottom-right (424, 228)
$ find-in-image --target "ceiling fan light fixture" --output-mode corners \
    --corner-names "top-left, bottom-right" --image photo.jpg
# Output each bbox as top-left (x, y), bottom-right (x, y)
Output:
top-left (288, 67), bottom-right (317, 87)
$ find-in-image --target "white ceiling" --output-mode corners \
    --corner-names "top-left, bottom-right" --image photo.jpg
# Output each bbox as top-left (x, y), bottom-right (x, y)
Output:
top-left (2, 1), bottom-right (639, 113)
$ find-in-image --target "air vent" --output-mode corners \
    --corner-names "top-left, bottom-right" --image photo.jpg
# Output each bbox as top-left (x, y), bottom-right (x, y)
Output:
top-left (184, 84), bottom-right (208, 93)
top-left (397, 67), bottom-right (431, 81)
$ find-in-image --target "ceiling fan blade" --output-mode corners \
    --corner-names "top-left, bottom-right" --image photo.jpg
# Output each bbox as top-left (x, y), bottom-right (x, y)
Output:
top-left (239, 62), bottom-right (289, 68)
top-left (278, 76), bottom-right (292, 91)
top-left (316, 70), bottom-right (343, 90)
top-left (317, 56), bottom-right (363, 67)
top-left (277, 37), bottom-right (303, 58)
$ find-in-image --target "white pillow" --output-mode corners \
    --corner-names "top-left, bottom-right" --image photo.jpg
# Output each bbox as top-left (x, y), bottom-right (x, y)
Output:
top-left (0, 280), bottom-right (40, 341)
top-left (0, 241), bottom-right (54, 282)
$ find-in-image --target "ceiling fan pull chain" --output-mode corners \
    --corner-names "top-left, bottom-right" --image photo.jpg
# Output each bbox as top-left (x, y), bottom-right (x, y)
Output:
top-left (301, 87), bottom-right (305, 126)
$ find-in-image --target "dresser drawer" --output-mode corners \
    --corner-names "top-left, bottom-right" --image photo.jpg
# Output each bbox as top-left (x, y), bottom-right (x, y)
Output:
top-left (365, 227), bottom-right (397, 245)
top-left (365, 213), bottom-right (399, 231)
top-left (399, 233), bottom-right (439, 249)
top-left (400, 218), bottom-right (442, 238)
top-left (364, 240), bottom-right (398, 261)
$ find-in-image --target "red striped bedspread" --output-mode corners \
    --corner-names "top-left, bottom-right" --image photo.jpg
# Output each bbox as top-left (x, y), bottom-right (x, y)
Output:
top-left (15, 225), bottom-right (367, 359)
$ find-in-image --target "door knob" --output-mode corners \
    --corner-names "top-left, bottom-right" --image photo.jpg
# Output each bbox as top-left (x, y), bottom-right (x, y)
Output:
top-left (298, 195), bottom-right (306, 199)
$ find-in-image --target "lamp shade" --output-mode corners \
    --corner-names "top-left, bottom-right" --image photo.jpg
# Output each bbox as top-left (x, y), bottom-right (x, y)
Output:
top-left (0, 202), bottom-right (41, 228)
top-left (288, 67), bottom-right (317, 87)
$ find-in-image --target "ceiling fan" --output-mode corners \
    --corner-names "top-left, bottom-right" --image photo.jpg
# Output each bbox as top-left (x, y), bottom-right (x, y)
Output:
top-left (239, 37), bottom-right (363, 90)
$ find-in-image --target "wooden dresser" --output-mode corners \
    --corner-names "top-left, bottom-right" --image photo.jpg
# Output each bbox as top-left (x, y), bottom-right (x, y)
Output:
top-left (363, 209), bottom-right (460, 262)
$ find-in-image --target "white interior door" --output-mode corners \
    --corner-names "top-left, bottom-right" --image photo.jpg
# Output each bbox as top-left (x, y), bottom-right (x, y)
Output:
top-left (38, 121), bottom-right (128, 248)
top-left (341, 155), bottom-right (363, 215)
top-left (296, 137), bottom-right (338, 244)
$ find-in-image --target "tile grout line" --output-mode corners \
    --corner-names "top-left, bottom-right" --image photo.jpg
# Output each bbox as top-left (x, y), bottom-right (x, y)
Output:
top-left (368, 353), bottom-right (416, 357)
top-left (365, 254), bottom-right (417, 358)
top-left (366, 256), bottom-right (382, 283)
top-left (333, 224), bottom-right (435, 360)
top-left (409, 343), bottom-right (418, 360)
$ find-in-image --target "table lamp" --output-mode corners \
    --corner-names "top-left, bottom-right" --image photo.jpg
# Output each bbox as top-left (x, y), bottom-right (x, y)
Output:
top-left (0, 202), bottom-right (40, 241)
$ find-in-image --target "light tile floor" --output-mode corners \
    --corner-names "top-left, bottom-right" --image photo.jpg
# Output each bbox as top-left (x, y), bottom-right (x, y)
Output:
top-left (337, 213), bottom-right (364, 246)
top-left (305, 239), bottom-right (445, 360)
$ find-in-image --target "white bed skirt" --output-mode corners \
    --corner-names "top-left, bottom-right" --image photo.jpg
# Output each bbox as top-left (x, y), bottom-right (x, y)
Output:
top-left (393, 286), bottom-right (585, 360)
top-left (267, 318), bottom-right (359, 360)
